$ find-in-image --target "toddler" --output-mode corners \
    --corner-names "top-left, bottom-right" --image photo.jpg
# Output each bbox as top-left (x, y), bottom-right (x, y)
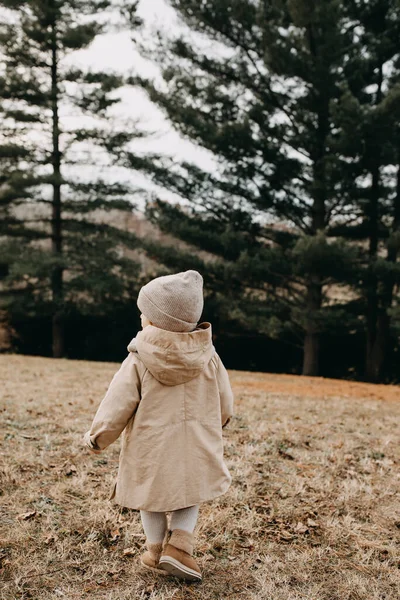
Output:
top-left (84, 270), bottom-right (234, 582)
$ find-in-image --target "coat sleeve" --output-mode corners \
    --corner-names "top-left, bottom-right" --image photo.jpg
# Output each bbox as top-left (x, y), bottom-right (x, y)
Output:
top-left (83, 353), bottom-right (142, 451)
top-left (215, 353), bottom-right (234, 428)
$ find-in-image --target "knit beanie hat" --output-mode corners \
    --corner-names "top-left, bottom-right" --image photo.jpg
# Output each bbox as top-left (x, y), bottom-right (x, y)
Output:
top-left (137, 270), bottom-right (204, 332)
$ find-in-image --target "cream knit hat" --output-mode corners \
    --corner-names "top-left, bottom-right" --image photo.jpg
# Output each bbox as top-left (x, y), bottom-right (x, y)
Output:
top-left (137, 270), bottom-right (204, 332)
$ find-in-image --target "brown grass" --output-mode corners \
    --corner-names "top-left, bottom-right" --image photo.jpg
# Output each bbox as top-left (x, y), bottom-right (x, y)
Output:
top-left (1, 354), bottom-right (399, 599)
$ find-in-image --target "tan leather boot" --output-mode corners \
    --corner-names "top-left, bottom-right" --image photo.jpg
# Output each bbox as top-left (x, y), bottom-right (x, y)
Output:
top-left (140, 541), bottom-right (168, 575)
top-left (159, 529), bottom-right (202, 582)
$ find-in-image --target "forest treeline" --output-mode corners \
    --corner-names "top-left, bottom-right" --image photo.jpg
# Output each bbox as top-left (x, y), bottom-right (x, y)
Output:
top-left (1, 0), bottom-right (400, 382)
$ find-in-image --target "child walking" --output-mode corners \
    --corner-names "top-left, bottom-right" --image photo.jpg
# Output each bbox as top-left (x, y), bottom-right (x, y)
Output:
top-left (84, 270), bottom-right (234, 582)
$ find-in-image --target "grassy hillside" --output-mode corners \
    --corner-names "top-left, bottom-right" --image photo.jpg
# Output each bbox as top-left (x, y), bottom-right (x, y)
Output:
top-left (1, 355), bottom-right (399, 599)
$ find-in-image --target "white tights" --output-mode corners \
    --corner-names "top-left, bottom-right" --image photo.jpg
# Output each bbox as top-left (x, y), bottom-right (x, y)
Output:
top-left (140, 505), bottom-right (199, 544)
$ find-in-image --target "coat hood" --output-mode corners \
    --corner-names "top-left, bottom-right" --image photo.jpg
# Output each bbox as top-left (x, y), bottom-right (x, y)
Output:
top-left (127, 322), bottom-right (215, 386)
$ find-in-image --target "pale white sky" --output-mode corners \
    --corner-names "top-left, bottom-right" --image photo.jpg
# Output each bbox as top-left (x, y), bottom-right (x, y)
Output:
top-left (62, 0), bottom-right (216, 205)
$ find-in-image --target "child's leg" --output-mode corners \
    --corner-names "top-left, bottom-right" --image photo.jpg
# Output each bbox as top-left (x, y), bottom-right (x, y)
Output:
top-left (170, 505), bottom-right (199, 533)
top-left (139, 511), bottom-right (169, 574)
top-left (140, 510), bottom-right (168, 543)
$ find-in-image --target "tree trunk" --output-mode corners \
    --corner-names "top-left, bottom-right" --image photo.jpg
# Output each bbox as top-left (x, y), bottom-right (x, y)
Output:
top-left (365, 165), bottom-right (380, 381)
top-left (365, 62), bottom-right (383, 382)
top-left (50, 14), bottom-right (64, 358)
top-left (302, 278), bottom-right (322, 376)
top-left (302, 28), bottom-right (327, 377)
top-left (303, 332), bottom-right (320, 377)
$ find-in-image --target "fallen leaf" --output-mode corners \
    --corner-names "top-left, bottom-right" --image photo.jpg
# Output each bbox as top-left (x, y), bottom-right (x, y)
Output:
top-left (123, 547), bottom-right (135, 556)
top-left (64, 464), bottom-right (77, 476)
top-left (203, 553), bottom-right (215, 561)
top-left (278, 448), bottom-right (295, 460)
top-left (294, 522), bottom-right (308, 534)
top-left (279, 530), bottom-right (293, 541)
top-left (307, 518), bottom-right (318, 528)
top-left (110, 528), bottom-right (121, 542)
top-left (44, 533), bottom-right (57, 545)
top-left (237, 538), bottom-right (255, 550)
top-left (18, 510), bottom-right (37, 520)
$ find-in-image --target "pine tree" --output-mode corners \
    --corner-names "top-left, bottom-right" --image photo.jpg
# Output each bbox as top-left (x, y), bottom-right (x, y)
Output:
top-left (334, 0), bottom-right (400, 381)
top-left (126, 0), bottom-right (359, 376)
top-left (0, 60), bottom-right (42, 271)
top-left (0, 0), bottom-right (143, 357)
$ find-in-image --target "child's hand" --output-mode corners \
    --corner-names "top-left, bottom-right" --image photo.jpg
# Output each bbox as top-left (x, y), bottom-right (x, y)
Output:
top-left (83, 431), bottom-right (102, 454)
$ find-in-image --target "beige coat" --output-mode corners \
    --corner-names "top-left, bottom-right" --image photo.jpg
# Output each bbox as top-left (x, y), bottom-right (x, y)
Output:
top-left (84, 322), bottom-right (234, 512)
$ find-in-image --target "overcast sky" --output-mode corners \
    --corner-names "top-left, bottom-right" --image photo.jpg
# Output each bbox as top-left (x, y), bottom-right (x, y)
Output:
top-left (62, 0), bottom-right (215, 205)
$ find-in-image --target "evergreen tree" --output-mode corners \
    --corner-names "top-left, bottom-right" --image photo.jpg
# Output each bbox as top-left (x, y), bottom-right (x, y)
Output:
top-left (127, 0), bottom-right (359, 376)
top-left (0, 62), bottom-right (42, 274)
top-left (0, 0), bottom-right (143, 357)
top-left (334, 0), bottom-right (400, 380)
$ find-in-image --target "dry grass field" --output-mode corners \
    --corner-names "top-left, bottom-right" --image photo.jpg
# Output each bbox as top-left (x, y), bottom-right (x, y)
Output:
top-left (1, 354), bottom-right (399, 600)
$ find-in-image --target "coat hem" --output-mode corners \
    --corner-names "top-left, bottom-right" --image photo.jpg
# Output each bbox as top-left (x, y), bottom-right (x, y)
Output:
top-left (111, 478), bottom-right (231, 512)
